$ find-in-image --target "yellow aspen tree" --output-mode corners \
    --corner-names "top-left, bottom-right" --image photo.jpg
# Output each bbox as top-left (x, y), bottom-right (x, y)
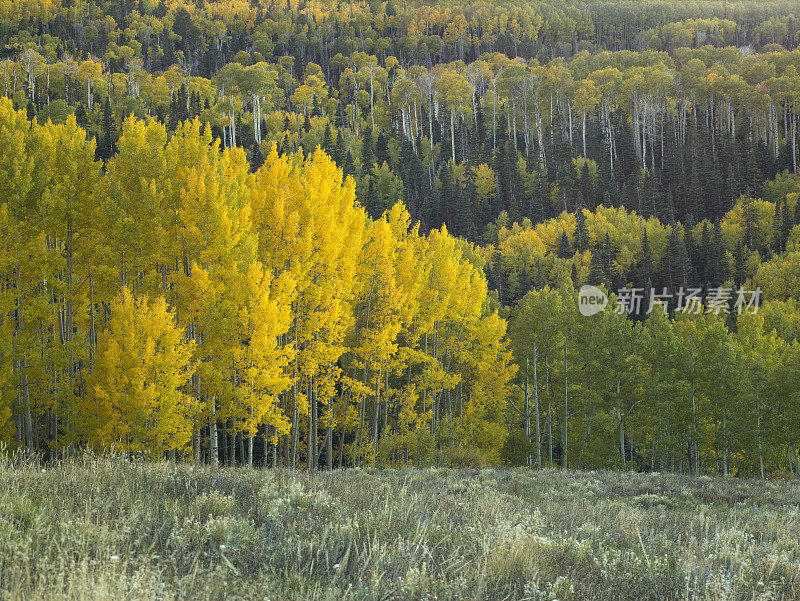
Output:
top-left (87, 288), bottom-right (196, 456)
top-left (415, 227), bottom-right (484, 435)
top-left (0, 98), bottom-right (36, 448)
top-left (458, 311), bottom-right (516, 463)
top-left (31, 114), bottom-right (102, 444)
top-left (352, 203), bottom-right (426, 460)
top-left (252, 147), bottom-right (366, 469)
top-left (0, 203), bottom-right (15, 442)
top-left (103, 116), bottom-right (170, 298)
top-left (174, 128), bottom-right (256, 464)
top-left (230, 261), bottom-right (295, 466)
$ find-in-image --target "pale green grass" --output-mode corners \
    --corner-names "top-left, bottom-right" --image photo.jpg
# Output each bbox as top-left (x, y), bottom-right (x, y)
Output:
top-left (1, 453), bottom-right (798, 600)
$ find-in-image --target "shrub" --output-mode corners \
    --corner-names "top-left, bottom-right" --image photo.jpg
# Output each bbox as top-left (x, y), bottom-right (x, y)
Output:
top-left (444, 443), bottom-right (489, 469)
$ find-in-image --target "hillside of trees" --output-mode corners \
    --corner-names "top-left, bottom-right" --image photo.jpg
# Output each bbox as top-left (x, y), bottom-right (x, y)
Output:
top-left (2, 0), bottom-right (800, 476)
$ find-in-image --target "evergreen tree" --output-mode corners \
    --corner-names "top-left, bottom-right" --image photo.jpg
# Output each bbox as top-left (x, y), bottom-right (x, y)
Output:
top-left (74, 103), bottom-right (87, 128)
top-left (361, 123), bottom-right (374, 172)
top-left (580, 161), bottom-right (592, 209)
top-left (557, 230), bottom-right (572, 259)
top-left (97, 96), bottom-right (117, 161)
top-left (573, 209), bottom-right (588, 254)
top-left (343, 149), bottom-right (356, 178)
top-left (699, 221), bottom-right (711, 287)
top-left (375, 129), bottom-right (389, 167)
top-left (322, 123), bottom-right (333, 155)
top-left (461, 165), bottom-right (478, 240)
top-left (439, 162), bottom-right (454, 229)
top-left (334, 129), bottom-right (346, 165)
top-left (176, 83), bottom-right (189, 124)
top-left (364, 177), bottom-right (380, 218)
top-left (742, 195), bottom-right (759, 250)
top-left (638, 227), bottom-right (653, 287)
top-left (251, 141), bottom-right (265, 172)
top-left (733, 240), bottom-right (748, 287)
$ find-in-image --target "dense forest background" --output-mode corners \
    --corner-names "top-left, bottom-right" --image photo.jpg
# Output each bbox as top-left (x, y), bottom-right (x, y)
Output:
top-left (3, 0), bottom-right (800, 477)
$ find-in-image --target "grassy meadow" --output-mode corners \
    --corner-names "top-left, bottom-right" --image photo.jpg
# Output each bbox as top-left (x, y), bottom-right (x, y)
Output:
top-left (0, 453), bottom-right (798, 600)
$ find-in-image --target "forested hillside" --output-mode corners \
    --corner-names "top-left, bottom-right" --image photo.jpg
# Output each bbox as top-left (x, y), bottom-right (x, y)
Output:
top-left (2, 0), bottom-right (800, 477)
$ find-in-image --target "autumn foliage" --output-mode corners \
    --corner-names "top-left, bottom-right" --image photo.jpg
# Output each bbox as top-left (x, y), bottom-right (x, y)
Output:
top-left (0, 99), bottom-right (515, 466)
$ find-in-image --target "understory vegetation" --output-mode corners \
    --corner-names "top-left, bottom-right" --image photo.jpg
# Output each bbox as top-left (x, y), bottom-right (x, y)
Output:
top-left (1, 453), bottom-right (799, 600)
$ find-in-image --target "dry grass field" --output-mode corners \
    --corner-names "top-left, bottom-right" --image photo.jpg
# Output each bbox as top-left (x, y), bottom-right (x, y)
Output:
top-left (0, 453), bottom-right (798, 600)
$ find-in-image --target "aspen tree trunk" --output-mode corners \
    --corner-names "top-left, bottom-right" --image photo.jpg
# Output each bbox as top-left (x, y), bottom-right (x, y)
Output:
top-left (546, 361), bottom-right (553, 468)
top-left (757, 381), bottom-right (764, 479)
top-left (308, 377), bottom-right (317, 471)
top-left (66, 213), bottom-right (75, 442)
top-left (12, 234), bottom-right (34, 450)
top-left (533, 344), bottom-right (541, 469)
top-left (690, 345), bottom-right (699, 476)
top-left (291, 319), bottom-right (299, 468)
top-left (582, 113), bottom-right (587, 157)
top-left (617, 378), bottom-right (625, 469)
top-left (524, 356), bottom-right (530, 466)
top-left (326, 421), bottom-right (333, 470)
top-left (209, 398), bottom-right (218, 464)
top-left (89, 261), bottom-right (96, 362)
top-left (512, 101), bottom-right (518, 150)
top-left (229, 420), bottom-right (235, 465)
top-left (13, 392), bottom-right (21, 447)
top-left (563, 339), bottom-right (568, 468)
top-left (305, 381), bottom-right (313, 470)
top-left (429, 95), bottom-right (434, 143)
top-left (193, 362), bottom-right (202, 463)
top-left (567, 101), bottom-right (573, 145)
top-left (723, 410), bottom-right (729, 477)
top-left (355, 394), bottom-right (365, 464)
top-left (450, 111), bottom-right (456, 164)
top-left (370, 74), bottom-right (375, 129)
top-left (339, 412), bottom-right (347, 467)
top-left (284, 398), bottom-right (292, 466)
top-left (264, 425), bottom-right (272, 467)
top-left (382, 367), bottom-right (388, 433)
top-left (271, 428), bottom-right (278, 468)
top-left (22, 355), bottom-right (33, 450)
top-left (371, 365), bottom-right (381, 446)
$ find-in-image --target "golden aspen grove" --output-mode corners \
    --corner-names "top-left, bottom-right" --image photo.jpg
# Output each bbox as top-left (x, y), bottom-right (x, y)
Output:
top-left (0, 99), bottom-right (516, 468)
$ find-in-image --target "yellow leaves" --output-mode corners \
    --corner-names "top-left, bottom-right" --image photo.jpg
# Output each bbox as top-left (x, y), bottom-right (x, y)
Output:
top-left (474, 163), bottom-right (496, 203)
top-left (104, 116), bottom-right (170, 287)
top-left (755, 251), bottom-right (800, 301)
top-left (177, 134), bottom-right (255, 273)
top-left (87, 288), bottom-right (196, 456)
top-left (254, 147), bottom-right (367, 392)
top-left (0, 98), bottom-right (34, 215)
top-left (33, 114), bottom-right (102, 236)
top-left (720, 196), bottom-right (775, 252)
top-left (0, 107), bottom-right (522, 465)
top-left (572, 78), bottom-right (599, 116)
top-left (229, 260), bottom-right (295, 435)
